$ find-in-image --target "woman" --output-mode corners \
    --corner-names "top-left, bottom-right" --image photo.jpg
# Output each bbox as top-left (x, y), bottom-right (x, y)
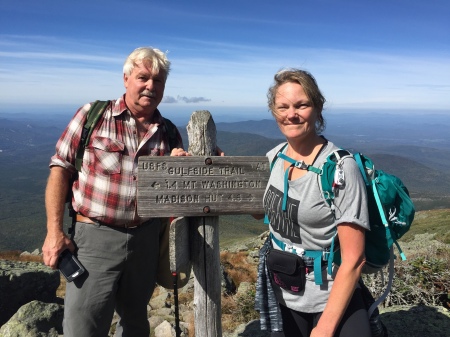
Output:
top-left (260, 69), bottom-right (371, 337)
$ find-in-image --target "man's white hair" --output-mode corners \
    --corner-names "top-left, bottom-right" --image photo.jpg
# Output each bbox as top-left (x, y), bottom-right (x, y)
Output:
top-left (123, 47), bottom-right (171, 80)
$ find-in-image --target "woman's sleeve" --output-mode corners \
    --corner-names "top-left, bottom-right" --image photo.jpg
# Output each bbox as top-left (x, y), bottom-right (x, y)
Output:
top-left (332, 157), bottom-right (370, 230)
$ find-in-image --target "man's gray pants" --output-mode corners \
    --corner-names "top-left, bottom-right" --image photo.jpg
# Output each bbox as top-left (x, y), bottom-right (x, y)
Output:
top-left (63, 219), bottom-right (161, 337)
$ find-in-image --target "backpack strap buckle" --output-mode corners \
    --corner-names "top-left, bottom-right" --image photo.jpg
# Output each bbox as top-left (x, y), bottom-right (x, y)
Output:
top-left (294, 161), bottom-right (309, 170)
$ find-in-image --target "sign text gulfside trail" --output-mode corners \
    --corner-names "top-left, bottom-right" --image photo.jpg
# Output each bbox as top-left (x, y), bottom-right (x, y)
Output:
top-left (137, 156), bottom-right (269, 217)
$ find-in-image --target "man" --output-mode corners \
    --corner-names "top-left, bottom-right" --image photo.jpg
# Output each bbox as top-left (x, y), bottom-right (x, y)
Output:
top-left (42, 47), bottom-right (190, 336)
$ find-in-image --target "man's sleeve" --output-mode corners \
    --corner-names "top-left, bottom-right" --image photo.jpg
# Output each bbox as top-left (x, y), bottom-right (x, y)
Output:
top-left (49, 103), bottom-right (91, 172)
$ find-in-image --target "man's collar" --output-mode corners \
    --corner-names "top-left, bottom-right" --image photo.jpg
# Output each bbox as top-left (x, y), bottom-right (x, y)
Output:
top-left (112, 95), bottom-right (128, 117)
top-left (115, 94), bottom-right (164, 125)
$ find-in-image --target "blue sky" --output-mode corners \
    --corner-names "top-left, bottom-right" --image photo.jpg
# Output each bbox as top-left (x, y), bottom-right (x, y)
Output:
top-left (1, 0), bottom-right (449, 122)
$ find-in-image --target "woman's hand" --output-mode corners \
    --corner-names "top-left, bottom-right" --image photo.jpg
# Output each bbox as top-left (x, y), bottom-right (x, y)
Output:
top-left (310, 326), bottom-right (332, 337)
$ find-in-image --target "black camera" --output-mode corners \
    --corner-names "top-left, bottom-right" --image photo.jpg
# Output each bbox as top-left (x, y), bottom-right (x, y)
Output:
top-left (58, 249), bottom-right (85, 282)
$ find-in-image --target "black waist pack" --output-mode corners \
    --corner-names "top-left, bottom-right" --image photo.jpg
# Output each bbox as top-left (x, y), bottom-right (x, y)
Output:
top-left (266, 248), bottom-right (306, 293)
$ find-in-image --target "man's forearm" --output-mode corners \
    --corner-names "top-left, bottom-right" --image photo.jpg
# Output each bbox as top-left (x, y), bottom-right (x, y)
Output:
top-left (45, 166), bottom-right (71, 233)
top-left (43, 166), bottom-right (74, 268)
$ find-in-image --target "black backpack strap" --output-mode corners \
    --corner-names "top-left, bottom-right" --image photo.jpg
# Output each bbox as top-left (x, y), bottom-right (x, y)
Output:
top-left (69, 100), bottom-right (110, 227)
top-left (162, 117), bottom-right (179, 151)
top-left (74, 100), bottom-right (111, 171)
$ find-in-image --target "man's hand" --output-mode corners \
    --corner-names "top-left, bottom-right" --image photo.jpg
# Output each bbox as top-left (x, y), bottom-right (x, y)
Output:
top-left (170, 146), bottom-right (223, 156)
top-left (170, 148), bottom-right (191, 156)
top-left (215, 146), bottom-right (225, 156)
top-left (42, 231), bottom-right (74, 269)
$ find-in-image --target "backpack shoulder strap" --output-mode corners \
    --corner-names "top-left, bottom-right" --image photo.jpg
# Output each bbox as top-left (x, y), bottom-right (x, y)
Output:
top-left (275, 150), bottom-right (323, 212)
top-left (319, 149), bottom-right (352, 207)
top-left (353, 152), bottom-right (371, 186)
top-left (75, 100), bottom-right (111, 171)
top-left (264, 143), bottom-right (289, 225)
top-left (270, 143), bottom-right (288, 170)
top-left (162, 117), bottom-right (179, 151)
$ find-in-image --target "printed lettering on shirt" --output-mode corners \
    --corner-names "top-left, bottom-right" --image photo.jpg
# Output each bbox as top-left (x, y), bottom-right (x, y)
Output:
top-left (264, 185), bottom-right (301, 243)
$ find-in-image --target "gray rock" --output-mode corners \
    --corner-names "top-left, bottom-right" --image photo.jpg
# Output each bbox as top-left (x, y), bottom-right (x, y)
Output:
top-left (180, 310), bottom-right (194, 326)
top-left (154, 320), bottom-right (175, 337)
top-left (379, 305), bottom-right (450, 337)
top-left (149, 315), bottom-right (165, 330)
top-left (150, 291), bottom-right (170, 310)
top-left (224, 319), bottom-right (270, 337)
top-left (20, 249), bottom-right (41, 256)
top-left (154, 307), bottom-right (174, 318)
top-left (31, 249), bottom-right (41, 256)
top-left (0, 300), bottom-right (63, 337)
top-left (0, 261), bottom-right (60, 325)
top-left (236, 282), bottom-right (252, 298)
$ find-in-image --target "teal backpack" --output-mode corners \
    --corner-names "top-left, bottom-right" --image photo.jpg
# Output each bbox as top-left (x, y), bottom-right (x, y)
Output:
top-left (266, 143), bottom-right (415, 316)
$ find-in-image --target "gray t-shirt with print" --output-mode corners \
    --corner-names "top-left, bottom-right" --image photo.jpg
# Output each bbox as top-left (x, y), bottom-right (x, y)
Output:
top-left (264, 140), bottom-right (370, 313)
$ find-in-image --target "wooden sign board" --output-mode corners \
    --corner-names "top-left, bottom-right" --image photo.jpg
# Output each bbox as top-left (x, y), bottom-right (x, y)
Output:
top-left (137, 156), bottom-right (269, 217)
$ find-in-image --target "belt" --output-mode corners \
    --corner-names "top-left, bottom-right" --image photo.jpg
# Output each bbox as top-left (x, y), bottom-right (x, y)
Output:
top-left (270, 232), bottom-right (333, 286)
top-left (75, 214), bottom-right (146, 229)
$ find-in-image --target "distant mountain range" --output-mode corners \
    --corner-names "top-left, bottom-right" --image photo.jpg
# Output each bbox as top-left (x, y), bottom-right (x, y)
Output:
top-left (1, 112), bottom-right (450, 251)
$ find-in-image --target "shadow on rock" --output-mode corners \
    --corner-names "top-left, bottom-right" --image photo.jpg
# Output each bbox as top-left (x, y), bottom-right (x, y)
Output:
top-left (380, 305), bottom-right (450, 337)
top-left (231, 306), bottom-right (450, 337)
top-left (230, 319), bottom-right (270, 337)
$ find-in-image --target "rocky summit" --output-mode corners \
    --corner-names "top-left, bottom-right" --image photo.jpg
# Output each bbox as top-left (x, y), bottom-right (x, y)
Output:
top-left (0, 228), bottom-right (449, 337)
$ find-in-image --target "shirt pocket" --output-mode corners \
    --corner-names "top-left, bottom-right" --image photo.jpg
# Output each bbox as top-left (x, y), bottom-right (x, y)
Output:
top-left (87, 137), bottom-right (125, 175)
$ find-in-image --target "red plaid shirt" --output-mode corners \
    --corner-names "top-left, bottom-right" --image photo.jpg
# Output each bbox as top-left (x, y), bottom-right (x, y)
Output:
top-left (50, 95), bottom-right (183, 225)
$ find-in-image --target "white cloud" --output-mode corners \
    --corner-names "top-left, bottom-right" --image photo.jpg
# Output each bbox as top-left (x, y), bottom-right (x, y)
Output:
top-left (1, 35), bottom-right (449, 111)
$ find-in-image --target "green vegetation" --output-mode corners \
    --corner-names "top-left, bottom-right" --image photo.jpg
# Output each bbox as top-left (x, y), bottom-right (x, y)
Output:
top-left (219, 215), bottom-right (266, 249)
top-left (222, 284), bottom-right (259, 332)
top-left (363, 235), bottom-right (450, 310)
top-left (360, 208), bottom-right (450, 310)
top-left (402, 209), bottom-right (450, 244)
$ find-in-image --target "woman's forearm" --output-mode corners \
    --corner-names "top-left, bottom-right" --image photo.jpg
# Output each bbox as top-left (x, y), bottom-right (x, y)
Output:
top-left (311, 223), bottom-right (366, 337)
top-left (313, 260), bottom-right (364, 336)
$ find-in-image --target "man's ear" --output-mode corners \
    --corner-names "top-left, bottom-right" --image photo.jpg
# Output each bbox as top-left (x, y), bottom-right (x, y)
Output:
top-left (123, 73), bottom-right (128, 88)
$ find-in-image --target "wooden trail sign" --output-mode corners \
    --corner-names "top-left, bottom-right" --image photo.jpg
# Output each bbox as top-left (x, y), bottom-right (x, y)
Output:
top-left (137, 110), bottom-right (270, 337)
top-left (137, 156), bottom-right (269, 217)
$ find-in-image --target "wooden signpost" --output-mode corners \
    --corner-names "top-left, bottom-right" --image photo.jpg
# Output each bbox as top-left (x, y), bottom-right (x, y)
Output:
top-left (137, 110), bottom-right (270, 337)
top-left (137, 156), bottom-right (269, 217)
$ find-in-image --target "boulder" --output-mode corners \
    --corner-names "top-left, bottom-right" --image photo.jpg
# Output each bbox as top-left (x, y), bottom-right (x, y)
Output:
top-left (154, 320), bottom-right (175, 337)
top-left (0, 260), bottom-right (60, 325)
top-left (0, 300), bottom-right (63, 337)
